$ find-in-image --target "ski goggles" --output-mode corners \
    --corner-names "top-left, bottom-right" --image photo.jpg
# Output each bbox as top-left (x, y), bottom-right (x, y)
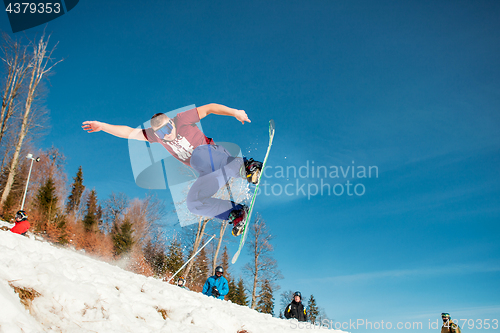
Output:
top-left (441, 313), bottom-right (450, 318)
top-left (154, 119), bottom-right (174, 138)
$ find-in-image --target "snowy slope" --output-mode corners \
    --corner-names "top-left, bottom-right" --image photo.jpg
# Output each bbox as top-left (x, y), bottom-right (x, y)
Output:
top-left (0, 221), bottom-right (340, 333)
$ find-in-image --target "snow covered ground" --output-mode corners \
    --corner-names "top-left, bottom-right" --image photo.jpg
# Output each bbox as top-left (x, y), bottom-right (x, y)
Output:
top-left (0, 221), bottom-right (342, 333)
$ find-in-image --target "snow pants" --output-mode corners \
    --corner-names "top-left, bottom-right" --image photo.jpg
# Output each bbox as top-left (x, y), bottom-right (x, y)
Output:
top-left (186, 144), bottom-right (244, 220)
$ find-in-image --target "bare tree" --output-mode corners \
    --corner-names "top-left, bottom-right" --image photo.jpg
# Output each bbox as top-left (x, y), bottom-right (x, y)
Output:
top-left (316, 307), bottom-right (330, 323)
top-left (209, 176), bottom-right (249, 273)
top-left (244, 215), bottom-right (282, 309)
top-left (183, 216), bottom-right (210, 278)
top-left (280, 290), bottom-right (295, 313)
top-left (0, 32), bottom-right (62, 207)
top-left (120, 193), bottom-right (165, 250)
top-left (211, 220), bottom-right (229, 274)
top-left (0, 33), bottom-right (31, 147)
top-left (44, 146), bottom-right (67, 208)
top-left (102, 192), bottom-right (129, 233)
top-left (0, 146), bottom-right (67, 218)
top-left (0, 152), bottom-right (29, 217)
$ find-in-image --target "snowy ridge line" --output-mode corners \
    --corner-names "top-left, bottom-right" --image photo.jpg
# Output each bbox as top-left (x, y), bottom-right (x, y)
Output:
top-left (0, 221), bottom-right (344, 332)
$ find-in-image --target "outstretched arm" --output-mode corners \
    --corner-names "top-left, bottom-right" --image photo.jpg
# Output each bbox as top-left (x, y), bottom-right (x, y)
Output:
top-left (197, 103), bottom-right (251, 124)
top-left (82, 121), bottom-right (146, 141)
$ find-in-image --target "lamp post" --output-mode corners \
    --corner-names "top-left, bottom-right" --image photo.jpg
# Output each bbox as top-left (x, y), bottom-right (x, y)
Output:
top-left (20, 153), bottom-right (40, 211)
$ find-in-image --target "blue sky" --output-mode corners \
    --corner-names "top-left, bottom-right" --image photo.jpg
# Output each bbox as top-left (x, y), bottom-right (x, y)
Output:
top-left (2, 0), bottom-right (500, 331)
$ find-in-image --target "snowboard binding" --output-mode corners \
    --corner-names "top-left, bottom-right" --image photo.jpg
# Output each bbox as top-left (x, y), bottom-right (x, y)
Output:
top-left (229, 205), bottom-right (249, 236)
top-left (240, 158), bottom-right (263, 185)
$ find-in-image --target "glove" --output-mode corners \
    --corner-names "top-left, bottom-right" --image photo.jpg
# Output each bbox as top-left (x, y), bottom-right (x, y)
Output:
top-left (211, 286), bottom-right (220, 297)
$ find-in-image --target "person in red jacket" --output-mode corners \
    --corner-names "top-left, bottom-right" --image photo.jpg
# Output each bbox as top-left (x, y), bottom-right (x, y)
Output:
top-left (10, 210), bottom-right (30, 235)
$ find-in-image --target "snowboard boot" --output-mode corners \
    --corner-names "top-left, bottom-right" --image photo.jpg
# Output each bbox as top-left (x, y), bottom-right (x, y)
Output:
top-left (239, 158), bottom-right (263, 185)
top-left (229, 205), bottom-right (249, 236)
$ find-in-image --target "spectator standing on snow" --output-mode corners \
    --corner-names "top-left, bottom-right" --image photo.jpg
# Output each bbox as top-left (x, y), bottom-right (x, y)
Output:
top-left (202, 266), bottom-right (229, 300)
top-left (177, 277), bottom-right (190, 290)
top-left (10, 211), bottom-right (30, 236)
top-left (441, 313), bottom-right (461, 333)
top-left (285, 291), bottom-right (307, 322)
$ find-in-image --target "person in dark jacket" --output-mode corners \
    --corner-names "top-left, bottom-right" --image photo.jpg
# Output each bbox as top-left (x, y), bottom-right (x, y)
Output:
top-left (10, 211), bottom-right (30, 235)
top-left (441, 313), bottom-right (461, 333)
top-left (284, 291), bottom-right (307, 322)
top-left (202, 266), bottom-right (229, 300)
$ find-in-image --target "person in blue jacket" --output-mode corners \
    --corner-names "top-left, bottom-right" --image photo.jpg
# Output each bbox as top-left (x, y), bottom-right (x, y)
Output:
top-left (202, 266), bottom-right (229, 300)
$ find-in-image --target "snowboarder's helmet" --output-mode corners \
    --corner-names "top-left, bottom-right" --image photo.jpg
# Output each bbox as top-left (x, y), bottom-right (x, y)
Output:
top-left (293, 291), bottom-right (302, 299)
top-left (178, 277), bottom-right (185, 285)
top-left (441, 313), bottom-right (451, 319)
top-left (15, 210), bottom-right (27, 221)
top-left (215, 266), bottom-right (224, 274)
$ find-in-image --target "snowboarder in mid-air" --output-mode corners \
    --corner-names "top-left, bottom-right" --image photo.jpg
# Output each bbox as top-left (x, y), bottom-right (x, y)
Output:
top-left (82, 103), bottom-right (262, 236)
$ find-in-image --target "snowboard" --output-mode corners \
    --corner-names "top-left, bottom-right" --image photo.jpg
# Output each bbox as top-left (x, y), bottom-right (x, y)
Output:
top-left (231, 119), bottom-right (275, 264)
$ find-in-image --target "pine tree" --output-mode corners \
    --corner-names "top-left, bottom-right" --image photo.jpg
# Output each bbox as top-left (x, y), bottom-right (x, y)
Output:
top-left (165, 238), bottom-right (184, 275)
top-left (96, 204), bottom-right (104, 231)
top-left (55, 214), bottom-right (69, 244)
top-left (144, 239), bottom-right (167, 277)
top-left (226, 278), bottom-right (238, 303)
top-left (82, 189), bottom-right (99, 232)
top-left (256, 279), bottom-right (274, 315)
top-left (220, 246), bottom-right (231, 280)
top-left (112, 219), bottom-right (134, 257)
top-left (35, 176), bottom-right (58, 231)
top-left (191, 245), bottom-right (209, 287)
top-left (66, 166), bottom-right (85, 214)
top-left (219, 246), bottom-right (234, 300)
top-left (308, 294), bottom-right (319, 324)
top-left (234, 277), bottom-right (248, 306)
